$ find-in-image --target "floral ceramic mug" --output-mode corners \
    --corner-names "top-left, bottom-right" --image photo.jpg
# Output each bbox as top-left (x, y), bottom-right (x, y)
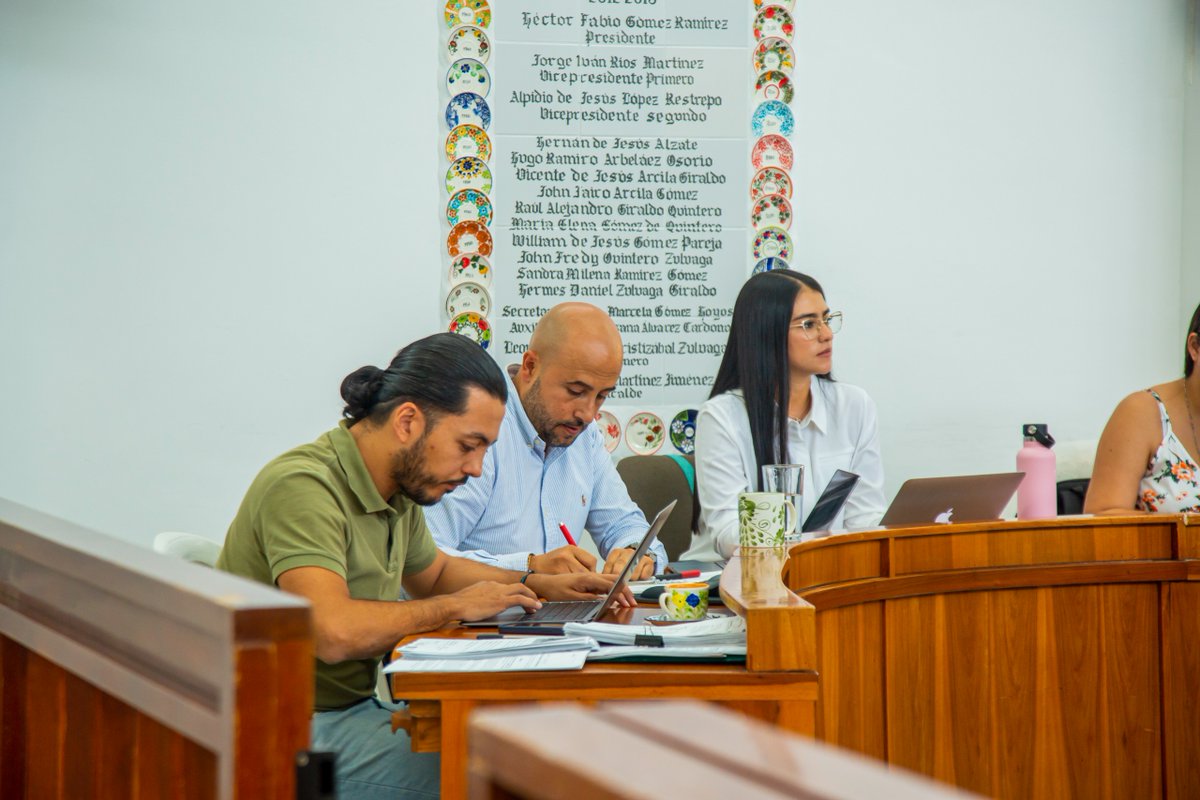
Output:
top-left (738, 491), bottom-right (796, 547)
top-left (657, 581), bottom-right (709, 621)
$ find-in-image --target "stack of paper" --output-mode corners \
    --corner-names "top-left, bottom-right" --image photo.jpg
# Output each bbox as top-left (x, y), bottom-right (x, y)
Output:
top-left (384, 635), bottom-right (598, 673)
top-left (563, 615), bottom-right (746, 648)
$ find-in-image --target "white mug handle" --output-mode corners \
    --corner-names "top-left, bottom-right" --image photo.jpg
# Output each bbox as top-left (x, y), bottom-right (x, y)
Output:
top-left (658, 592), bottom-right (672, 616)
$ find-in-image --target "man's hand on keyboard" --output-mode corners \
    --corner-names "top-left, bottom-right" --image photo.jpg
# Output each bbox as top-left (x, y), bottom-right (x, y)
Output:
top-left (527, 572), bottom-right (636, 606)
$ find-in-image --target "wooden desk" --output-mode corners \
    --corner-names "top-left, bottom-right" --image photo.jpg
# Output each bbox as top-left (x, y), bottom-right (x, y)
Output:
top-left (390, 606), bottom-right (817, 799)
top-left (732, 513), bottom-right (1200, 799)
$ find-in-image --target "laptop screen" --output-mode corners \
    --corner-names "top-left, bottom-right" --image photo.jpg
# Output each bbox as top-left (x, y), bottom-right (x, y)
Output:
top-left (591, 499), bottom-right (677, 613)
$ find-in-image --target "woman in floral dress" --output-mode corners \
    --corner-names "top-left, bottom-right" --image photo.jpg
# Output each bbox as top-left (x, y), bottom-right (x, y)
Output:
top-left (1086, 302), bottom-right (1200, 513)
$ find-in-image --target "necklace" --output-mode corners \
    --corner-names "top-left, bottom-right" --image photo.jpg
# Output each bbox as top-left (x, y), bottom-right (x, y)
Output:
top-left (1184, 381), bottom-right (1200, 465)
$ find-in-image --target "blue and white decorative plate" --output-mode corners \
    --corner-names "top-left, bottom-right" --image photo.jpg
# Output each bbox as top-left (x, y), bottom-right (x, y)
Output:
top-left (446, 188), bottom-right (493, 227)
top-left (753, 257), bottom-right (790, 274)
top-left (446, 59), bottom-right (491, 98)
top-left (445, 92), bottom-right (491, 130)
top-left (751, 100), bottom-right (794, 137)
top-left (670, 409), bottom-right (699, 455)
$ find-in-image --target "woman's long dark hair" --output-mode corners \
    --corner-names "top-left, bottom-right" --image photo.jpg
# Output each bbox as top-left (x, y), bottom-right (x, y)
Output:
top-left (710, 270), bottom-right (829, 490)
top-left (1185, 300), bottom-right (1200, 378)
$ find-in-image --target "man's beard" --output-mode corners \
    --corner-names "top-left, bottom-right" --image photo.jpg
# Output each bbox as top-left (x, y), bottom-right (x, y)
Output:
top-left (390, 432), bottom-right (463, 506)
top-left (524, 377), bottom-right (583, 448)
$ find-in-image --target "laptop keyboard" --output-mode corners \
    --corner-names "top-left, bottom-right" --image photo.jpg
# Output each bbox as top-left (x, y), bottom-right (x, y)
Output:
top-left (517, 600), bottom-right (601, 623)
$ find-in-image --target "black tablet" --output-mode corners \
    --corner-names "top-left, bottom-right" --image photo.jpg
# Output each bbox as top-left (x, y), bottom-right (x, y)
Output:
top-left (802, 469), bottom-right (860, 533)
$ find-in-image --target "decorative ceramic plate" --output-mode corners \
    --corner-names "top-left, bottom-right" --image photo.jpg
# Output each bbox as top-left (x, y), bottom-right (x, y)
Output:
top-left (445, 92), bottom-right (491, 130)
top-left (446, 219), bottom-right (493, 256)
top-left (753, 0), bottom-right (795, 10)
top-left (752, 226), bottom-right (793, 260)
top-left (751, 100), bottom-right (794, 137)
top-left (445, 281), bottom-right (492, 318)
top-left (444, 0), bottom-right (491, 28)
top-left (751, 193), bottom-right (793, 231)
top-left (754, 5), bottom-right (795, 41)
top-left (751, 135), bottom-right (793, 171)
top-left (625, 412), bottom-right (665, 456)
top-left (448, 253), bottom-right (493, 288)
top-left (445, 124), bottom-right (492, 162)
top-left (669, 409), bottom-right (699, 455)
top-left (448, 311), bottom-right (492, 349)
top-left (447, 25), bottom-right (491, 63)
top-left (446, 188), bottom-right (493, 227)
top-left (446, 59), bottom-right (491, 98)
top-left (594, 410), bottom-right (621, 453)
top-left (446, 157), bottom-right (493, 194)
top-left (750, 166), bottom-right (793, 200)
top-left (753, 257), bottom-right (790, 274)
top-left (753, 37), bottom-right (795, 74)
top-left (754, 71), bottom-right (794, 104)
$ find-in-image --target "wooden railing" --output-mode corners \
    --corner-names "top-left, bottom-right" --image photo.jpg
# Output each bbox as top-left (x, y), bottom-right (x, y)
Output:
top-left (467, 699), bottom-right (977, 799)
top-left (723, 514), bottom-right (1200, 798)
top-left (0, 498), bottom-right (313, 799)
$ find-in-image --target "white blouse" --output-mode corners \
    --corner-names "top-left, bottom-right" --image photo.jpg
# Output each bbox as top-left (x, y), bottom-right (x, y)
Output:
top-left (682, 381), bottom-right (887, 560)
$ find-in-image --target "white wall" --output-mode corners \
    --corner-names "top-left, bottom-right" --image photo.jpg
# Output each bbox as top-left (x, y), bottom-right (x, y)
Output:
top-left (0, 0), bottom-right (1191, 546)
top-left (1185, 0), bottom-right (1200, 326)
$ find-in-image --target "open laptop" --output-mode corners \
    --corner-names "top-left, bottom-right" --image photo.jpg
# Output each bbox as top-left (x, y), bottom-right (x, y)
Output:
top-left (880, 472), bottom-right (1024, 527)
top-left (801, 469), bottom-right (860, 533)
top-left (460, 499), bottom-right (677, 627)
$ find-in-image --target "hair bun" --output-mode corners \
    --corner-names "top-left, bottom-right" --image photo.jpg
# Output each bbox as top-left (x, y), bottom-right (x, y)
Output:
top-left (340, 366), bottom-right (386, 422)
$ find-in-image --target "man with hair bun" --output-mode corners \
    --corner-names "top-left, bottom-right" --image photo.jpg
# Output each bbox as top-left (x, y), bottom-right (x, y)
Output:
top-left (217, 332), bottom-right (625, 800)
top-left (426, 302), bottom-right (667, 580)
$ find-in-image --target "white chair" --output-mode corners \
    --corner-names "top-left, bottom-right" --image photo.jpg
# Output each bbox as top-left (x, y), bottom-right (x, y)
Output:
top-left (153, 531), bottom-right (222, 567)
top-left (1056, 438), bottom-right (1098, 482)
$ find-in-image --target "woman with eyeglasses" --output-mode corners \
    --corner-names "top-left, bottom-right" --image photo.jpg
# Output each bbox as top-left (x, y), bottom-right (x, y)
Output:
top-left (1085, 301), bottom-right (1200, 514)
top-left (680, 270), bottom-right (886, 561)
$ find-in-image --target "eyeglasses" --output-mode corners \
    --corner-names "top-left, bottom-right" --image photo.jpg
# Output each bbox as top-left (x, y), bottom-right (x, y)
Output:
top-left (789, 312), bottom-right (843, 340)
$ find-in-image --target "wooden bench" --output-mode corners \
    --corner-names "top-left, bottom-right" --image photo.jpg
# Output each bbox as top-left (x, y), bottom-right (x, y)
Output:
top-left (0, 498), bottom-right (313, 799)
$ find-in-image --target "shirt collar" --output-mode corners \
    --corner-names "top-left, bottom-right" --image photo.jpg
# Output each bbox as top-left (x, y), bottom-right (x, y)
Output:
top-left (330, 420), bottom-right (393, 515)
top-left (504, 366), bottom-right (547, 452)
top-left (793, 379), bottom-right (829, 433)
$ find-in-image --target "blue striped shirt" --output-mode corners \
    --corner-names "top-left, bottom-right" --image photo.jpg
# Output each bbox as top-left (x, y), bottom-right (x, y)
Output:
top-left (425, 370), bottom-right (667, 570)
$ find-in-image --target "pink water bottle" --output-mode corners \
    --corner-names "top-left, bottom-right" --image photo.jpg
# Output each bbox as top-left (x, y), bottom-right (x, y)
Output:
top-left (1016, 423), bottom-right (1056, 520)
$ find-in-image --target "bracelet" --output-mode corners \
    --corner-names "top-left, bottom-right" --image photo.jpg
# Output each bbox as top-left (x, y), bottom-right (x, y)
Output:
top-left (526, 553), bottom-right (536, 573)
top-left (519, 571), bottom-right (533, 585)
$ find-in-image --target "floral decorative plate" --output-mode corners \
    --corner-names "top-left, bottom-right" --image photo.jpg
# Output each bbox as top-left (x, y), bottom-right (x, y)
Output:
top-left (751, 134), bottom-right (793, 171)
top-left (448, 253), bottom-right (492, 287)
top-left (752, 226), bottom-right (793, 260)
top-left (754, 71), bottom-right (793, 104)
top-left (445, 124), bottom-right (492, 162)
top-left (445, 281), bottom-right (492, 318)
top-left (669, 409), bottom-right (699, 455)
top-left (751, 193), bottom-right (793, 231)
top-left (445, 92), bottom-right (491, 130)
top-left (447, 25), bottom-right (491, 63)
top-left (446, 59), bottom-right (491, 98)
top-left (751, 100), bottom-right (794, 137)
top-left (753, 0), bottom-right (795, 10)
top-left (448, 311), bottom-right (492, 349)
top-left (446, 157), bottom-right (493, 194)
top-left (753, 37), bottom-right (795, 74)
top-left (446, 188), bottom-right (493, 227)
top-left (750, 166), bottom-right (793, 200)
top-left (754, 5), bottom-right (795, 41)
top-left (444, 0), bottom-right (491, 28)
top-left (594, 410), bottom-right (621, 453)
top-left (753, 256), bottom-right (790, 274)
top-left (446, 219), bottom-right (493, 256)
top-left (625, 412), bottom-right (665, 456)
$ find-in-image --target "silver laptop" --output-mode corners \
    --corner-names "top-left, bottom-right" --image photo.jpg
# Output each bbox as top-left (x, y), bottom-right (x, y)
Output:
top-left (460, 500), bottom-right (676, 627)
top-left (879, 472), bottom-right (1025, 527)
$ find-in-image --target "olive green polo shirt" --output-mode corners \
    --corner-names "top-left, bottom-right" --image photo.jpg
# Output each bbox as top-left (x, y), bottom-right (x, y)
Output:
top-left (217, 421), bottom-right (439, 711)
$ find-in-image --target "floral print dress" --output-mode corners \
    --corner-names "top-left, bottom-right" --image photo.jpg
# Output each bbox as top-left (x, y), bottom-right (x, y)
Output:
top-left (1137, 390), bottom-right (1200, 512)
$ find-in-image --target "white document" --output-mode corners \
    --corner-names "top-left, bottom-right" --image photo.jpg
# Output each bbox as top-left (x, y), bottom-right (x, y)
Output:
top-left (564, 615), bottom-right (746, 646)
top-left (384, 650), bottom-right (589, 673)
top-left (394, 636), bottom-right (597, 659)
top-left (586, 645), bottom-right (745, 661)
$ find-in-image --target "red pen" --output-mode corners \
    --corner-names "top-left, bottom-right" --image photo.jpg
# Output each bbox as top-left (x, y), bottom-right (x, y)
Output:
top-left (558, 521), bottom-right (577, 547)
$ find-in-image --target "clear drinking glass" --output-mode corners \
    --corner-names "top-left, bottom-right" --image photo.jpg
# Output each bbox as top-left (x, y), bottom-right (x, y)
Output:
top-left (761, 463), bottom-right (805, 541)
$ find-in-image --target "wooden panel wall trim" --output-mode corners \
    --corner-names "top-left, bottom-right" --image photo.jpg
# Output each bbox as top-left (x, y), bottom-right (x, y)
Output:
top-left (800, 561), bottom-right (1187, 611)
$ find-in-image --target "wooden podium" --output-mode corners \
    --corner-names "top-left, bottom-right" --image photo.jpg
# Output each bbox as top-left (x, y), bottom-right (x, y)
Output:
top-left (724, 514), bottom-right (1200, 799)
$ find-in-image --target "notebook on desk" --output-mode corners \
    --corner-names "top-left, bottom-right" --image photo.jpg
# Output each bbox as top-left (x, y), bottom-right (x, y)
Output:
top-left (879, 472), bottom-right (1024, 527)
top-left (460, 499), bottom-right (677, 627)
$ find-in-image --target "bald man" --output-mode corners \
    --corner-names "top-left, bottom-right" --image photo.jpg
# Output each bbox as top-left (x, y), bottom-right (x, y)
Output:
top-left (425, 303), bottom-right (667, 579)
